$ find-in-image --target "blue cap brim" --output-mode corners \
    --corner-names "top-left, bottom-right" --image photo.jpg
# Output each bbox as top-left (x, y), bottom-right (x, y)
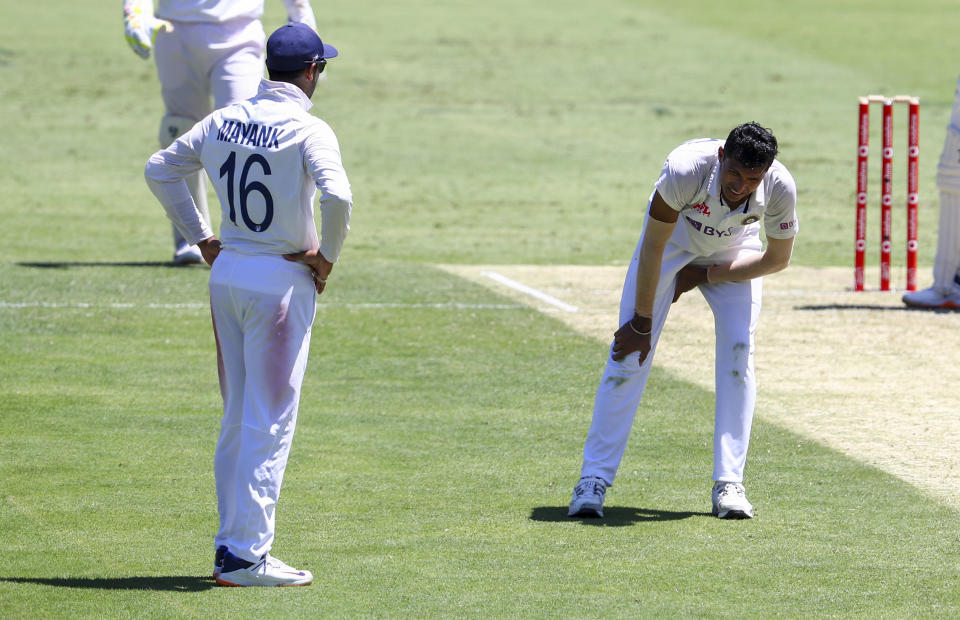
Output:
top-left (323, 43), bottom-right (338, 59)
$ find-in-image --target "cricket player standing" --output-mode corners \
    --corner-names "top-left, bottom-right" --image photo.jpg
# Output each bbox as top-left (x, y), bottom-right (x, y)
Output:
top-left (123, 0), bottom-right (317, 264)
top-left (903, 72), bottom-right (960, 309)
top-left (145, 23), bottom-right (351, 586)
top-left (568, 122), bottom-right (797, 520)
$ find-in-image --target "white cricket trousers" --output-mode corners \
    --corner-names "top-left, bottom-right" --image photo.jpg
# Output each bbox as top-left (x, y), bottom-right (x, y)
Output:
top-left (209, 251), bottom-right (317, 562)
top-left (932, 189), bottom-right (960, 292)
top-left (933, 78), bottom-right (960, 291)
top-left (154, 17), bottom-right (265, 121)
top-left (579, 234), bottom-right (763, 487)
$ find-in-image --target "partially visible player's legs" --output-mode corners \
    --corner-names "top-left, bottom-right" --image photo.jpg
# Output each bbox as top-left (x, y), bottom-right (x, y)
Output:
top-left (578, 297), bottom-right (670, 486)
top-left (700, 272), bottom-right (762, 519)
top-left (700, 276), bottom-right (762, 483)
top-left (209, 253), bottom-right (247, 556)
top-left (931, 190), bottom-right (960, 296)
top-left (212, 253), bottom-right (317, 563)
top-left (154, 24), bottom-right (213, 264)
top-left (158, 114), bottom-right (210, 264)
top-left (904, 92), bottom-right (960, 308)
top-left (572, 238), bottom-right (695, 518)
top-left (209, 18), bottom-right (265, 109)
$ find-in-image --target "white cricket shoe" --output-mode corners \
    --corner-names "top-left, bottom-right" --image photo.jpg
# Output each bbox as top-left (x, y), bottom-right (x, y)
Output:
top-left (568, 475), bottom-right (607, 518)
top-left (215, 551), bottom-right (313, 587)
top-left (902, 285), bottom-right (960, 309)
top-left (712, 481), bottom-right (754, 519)
top-left (173, 242), bottom-right (203, 265)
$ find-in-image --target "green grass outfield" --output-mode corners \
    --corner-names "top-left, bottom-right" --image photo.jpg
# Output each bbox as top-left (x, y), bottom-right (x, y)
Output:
top-left (2, 0), bottom-right (959, 617)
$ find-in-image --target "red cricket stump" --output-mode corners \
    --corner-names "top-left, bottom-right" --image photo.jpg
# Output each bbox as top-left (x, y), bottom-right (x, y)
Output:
top-left (906, 100), bottom-right (919, 292)
top-left (880, 99), bottom-right (893, 291)
top-left (854, 95), bottom-right (919, 291)
top-left (855, 99), bottom-right (870, 292)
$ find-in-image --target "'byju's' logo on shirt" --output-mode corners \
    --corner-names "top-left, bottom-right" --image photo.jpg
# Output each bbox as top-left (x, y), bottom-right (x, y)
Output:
top-left (685, 216), bottom-right (737, 238)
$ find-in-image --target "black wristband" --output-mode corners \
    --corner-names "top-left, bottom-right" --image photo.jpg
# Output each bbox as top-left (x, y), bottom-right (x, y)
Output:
top-left (629, 313), bottom-right (652, 336)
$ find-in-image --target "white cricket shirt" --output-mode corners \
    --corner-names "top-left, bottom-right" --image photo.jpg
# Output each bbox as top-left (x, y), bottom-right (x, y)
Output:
top-left (145, 78), bottom-right (352, 261)
top-left (655, 138), bottom-right (798, 256)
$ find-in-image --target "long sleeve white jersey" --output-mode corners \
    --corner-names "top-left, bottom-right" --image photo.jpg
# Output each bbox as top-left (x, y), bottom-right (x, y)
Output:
top-left (654, 138), bottom-right (798, 257)
top-left (154, 0), bottom-right (316, 28)
top-left (145, 78), bottom-right (352, 262)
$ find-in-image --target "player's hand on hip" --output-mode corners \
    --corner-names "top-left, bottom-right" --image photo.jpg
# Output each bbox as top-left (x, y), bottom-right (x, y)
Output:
top-left (672, 265), bottom-right (709, 303)
top-left (123, 0), bottom-right (173, 60)
top-left (283, 249), bottom-right (333, 295)
top-left (197, 237), bottom-right (221, 266)
top-left (612, 313), bottom-right (652, 366)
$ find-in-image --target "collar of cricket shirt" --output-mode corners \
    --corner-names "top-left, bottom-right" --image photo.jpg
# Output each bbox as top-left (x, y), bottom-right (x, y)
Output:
top-left (258, 78), bottom-right (314, 112)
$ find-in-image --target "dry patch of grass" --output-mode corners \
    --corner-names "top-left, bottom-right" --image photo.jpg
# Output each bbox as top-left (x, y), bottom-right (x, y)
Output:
top-left (441, 264), bottom-right (960, 510)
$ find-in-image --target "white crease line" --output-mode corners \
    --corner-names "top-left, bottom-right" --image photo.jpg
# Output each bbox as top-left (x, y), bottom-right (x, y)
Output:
top-left (480, 271), bottom-right (578, 313)
top-left (327, 303), bottom-right (524, 309)
top-left (0, 302), bottom-right (208, 309)
top-left (0, 301), bottom-right (526, 310)
top-left (766, 289), bottom-right (887, 296)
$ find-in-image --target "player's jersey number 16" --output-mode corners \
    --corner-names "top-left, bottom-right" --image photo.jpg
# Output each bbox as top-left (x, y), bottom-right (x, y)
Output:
top-left (219, 150), bottom-right (273, 233)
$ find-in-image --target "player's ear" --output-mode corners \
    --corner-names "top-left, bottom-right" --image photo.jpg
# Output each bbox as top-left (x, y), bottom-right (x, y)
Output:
top-left (717, 146), bottom-right (724, 162)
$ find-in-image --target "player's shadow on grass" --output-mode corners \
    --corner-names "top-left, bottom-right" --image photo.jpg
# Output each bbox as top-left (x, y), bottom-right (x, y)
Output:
top-left (17, 261), bottom-right (198, 269)
top-left (530, 506), bottom-right (710, 526)
top-left (794, 303), bottom-right (959, 313)
top-left (0, 575), bottom-right (214, 592)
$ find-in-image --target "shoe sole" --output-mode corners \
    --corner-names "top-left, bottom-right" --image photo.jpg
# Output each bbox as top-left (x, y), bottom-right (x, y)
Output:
top-left (173, 257), bottom-right (203, 266)
top-left (903, 299), bottom-right (960, 310)
top-left (713, 508), bottom-right (754, 519)
top-left (215, 576), bottom-right (312, 587)
top-left (568, 504), bottom-right (604, 518)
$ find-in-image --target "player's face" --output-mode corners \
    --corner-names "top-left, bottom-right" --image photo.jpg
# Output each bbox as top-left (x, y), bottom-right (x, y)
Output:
top-left (717, 147), bottom-right (768, 208)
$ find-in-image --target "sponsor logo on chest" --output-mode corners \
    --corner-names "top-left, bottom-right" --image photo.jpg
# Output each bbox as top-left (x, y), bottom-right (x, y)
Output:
top-left (683, 200), bottom-right (760, 237)
top-left (684, 215), bottom-right (738, 238)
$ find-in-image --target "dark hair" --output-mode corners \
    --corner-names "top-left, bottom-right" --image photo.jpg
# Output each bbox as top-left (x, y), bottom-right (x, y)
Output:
top-left (267, 67), bottom-right (305, 83)
top-left (724, 122), bottom-right (778, 170)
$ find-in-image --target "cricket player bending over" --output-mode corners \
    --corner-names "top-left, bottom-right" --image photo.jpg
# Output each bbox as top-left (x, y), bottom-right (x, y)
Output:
top-left (569, 122), bottom-right (797, 520)
top-left (145, 23), bottom-right (351, 586)
top-left (124, 0), bottom-right (318, 265)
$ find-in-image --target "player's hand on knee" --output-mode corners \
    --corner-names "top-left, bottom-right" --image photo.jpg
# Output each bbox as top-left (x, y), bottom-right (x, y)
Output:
top-left (123, 0), bottom-right (173, 59)
top-left (672, 265), bottom-right (709, 303)
top-left (197, 237), bottom-right (221, 266)
top-left (612, 313), bottom-right (652, 366)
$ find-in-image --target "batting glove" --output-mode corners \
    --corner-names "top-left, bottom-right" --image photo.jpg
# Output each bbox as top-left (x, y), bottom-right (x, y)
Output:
top-left (123, 0), bottom-right (173, 60)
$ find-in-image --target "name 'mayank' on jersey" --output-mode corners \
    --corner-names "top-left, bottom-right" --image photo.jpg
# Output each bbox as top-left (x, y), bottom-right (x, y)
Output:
top-left (217, 120), bottom-right (283, 149)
